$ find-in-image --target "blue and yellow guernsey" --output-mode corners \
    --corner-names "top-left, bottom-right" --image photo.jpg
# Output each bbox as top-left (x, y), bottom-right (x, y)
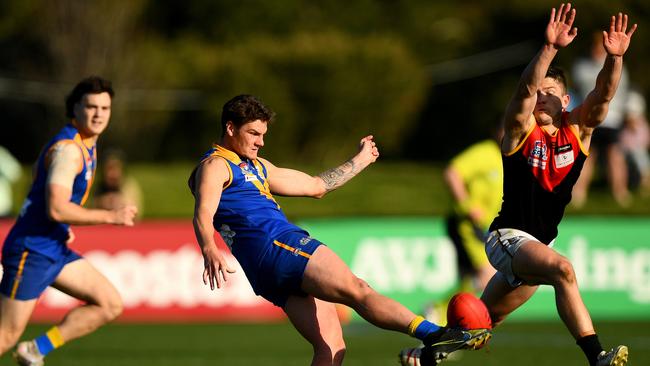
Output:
top-left (189, 145), bottom-right (305, 269)
top-left (4, 124), bottom-right (96, 259)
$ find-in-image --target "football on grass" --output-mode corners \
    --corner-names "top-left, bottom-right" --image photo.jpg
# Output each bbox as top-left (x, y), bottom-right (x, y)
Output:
top-left (447, 292), bottom-right (492, 330)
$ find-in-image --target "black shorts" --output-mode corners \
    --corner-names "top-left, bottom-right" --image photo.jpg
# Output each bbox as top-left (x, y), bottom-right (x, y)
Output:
top-left (591, 126), bottom-right (622, 150)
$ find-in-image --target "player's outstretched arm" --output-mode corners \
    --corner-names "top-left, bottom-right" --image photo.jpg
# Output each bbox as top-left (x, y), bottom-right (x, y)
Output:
top-left (191, 156), bottom-right (236, 290)
top-left (46, 143), bottom-right (137, 226)
top-left (502, 3), bottom-right (577, 151)
top-left (571, 13), bottom-right (637, 129)
top-left (263, 135), bottom-right (379, 198)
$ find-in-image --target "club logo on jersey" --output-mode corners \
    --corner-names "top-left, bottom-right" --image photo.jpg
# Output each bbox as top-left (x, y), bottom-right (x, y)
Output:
top-left (554, 144), bottom-right (574, 168)
top-left (528, 140), bottom-right (548, 169)
top-left (299, 237), bottom-right (313, 246)
top-left (239, 162), bottom-right (251, 173)
top-left (238, 162), bottom-right (258, 182)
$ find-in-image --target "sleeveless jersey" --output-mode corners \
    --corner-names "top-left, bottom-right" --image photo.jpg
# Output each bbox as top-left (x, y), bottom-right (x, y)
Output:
top-left (5, 124), bottom-right (96, 258)
top-left (189, 145), bottom-right (304, 251)
top-left (490, 115), bottom-right (587, 244)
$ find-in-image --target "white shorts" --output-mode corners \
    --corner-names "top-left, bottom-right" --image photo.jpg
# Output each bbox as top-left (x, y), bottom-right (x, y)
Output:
top-left (485, 228), bottom-right (549, 287)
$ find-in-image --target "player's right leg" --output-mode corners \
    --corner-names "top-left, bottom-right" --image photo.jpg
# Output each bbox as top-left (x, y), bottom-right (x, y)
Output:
top-left (511, 241), bottom-right (595, 338)
top-left (301, 245), bottom-right (490, 365)
top-left (284, 295), bottom-right (345, 366)
top-left (50, 258), bottom-right (123, 343)
top-left (0, 296), bottom-right (37, 356)
top-left (0, 246), bottom-right (52, 364)
top-left (498, 235), bottom-right (626, 365)
top-left (301, 244), bottom-right (424, 332)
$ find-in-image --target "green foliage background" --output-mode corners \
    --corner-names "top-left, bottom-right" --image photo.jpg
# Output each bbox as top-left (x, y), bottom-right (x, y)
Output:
top-left (2, 0), bottom-right (649, 164)
top-left (2, 0), bottom-right (650, 217)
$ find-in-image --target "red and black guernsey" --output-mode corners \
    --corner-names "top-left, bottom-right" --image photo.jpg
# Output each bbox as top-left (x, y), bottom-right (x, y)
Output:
top-left (490, 113), bottom-right (588, 244)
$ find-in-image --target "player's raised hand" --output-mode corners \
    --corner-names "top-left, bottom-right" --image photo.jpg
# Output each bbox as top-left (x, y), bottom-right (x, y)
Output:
top-left (112, 205), bottom-right (138, 226)
top-left (357, 135), bottom-right (379, 165)
top-left (603, 13), bottom-right (637, 56)
top-left (546, 3), bottom-right (578, 48)
top-left (202, 245), bottom-right (236, 290)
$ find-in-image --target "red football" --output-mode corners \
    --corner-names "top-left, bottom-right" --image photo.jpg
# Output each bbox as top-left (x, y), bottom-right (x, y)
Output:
top-left (447, 292), bottom-right (492, 330)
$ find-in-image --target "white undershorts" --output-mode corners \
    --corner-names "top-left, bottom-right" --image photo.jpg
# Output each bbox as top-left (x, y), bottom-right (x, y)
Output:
top-left (485, 228), bottom-right (552, 287)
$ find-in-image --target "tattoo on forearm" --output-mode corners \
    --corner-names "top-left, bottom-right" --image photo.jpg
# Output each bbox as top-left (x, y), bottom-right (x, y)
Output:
top-left (318, 160), bottom-right (357, 192)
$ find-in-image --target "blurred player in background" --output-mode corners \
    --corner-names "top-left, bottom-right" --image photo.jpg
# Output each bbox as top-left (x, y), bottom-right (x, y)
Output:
top-left (424, 127), bottom-right (503, 326)
top-left (444, 125), bottom-right (502, 295)
top-left (481, 4), bottom-right (635, 366)
top-left (189, 95), bottom-right (490, 366)
top-left (0, 77), bottom-right (137, 365)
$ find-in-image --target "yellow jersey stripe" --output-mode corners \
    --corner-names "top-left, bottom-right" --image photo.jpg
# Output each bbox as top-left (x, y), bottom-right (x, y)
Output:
top-left (567, 124), bottom-right (589, 156)
top-left (73, 134), bottom-right (94, 205)
top-left (10, 250), bottom-right (29, 299)
top-left (273, 240), bottom-right (311, 259)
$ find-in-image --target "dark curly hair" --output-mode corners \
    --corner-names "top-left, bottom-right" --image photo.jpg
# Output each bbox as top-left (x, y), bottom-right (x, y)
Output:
top-left (65, 76), bottom-right (114, 118)
top-left (221, 95), bottom-right (275, 136)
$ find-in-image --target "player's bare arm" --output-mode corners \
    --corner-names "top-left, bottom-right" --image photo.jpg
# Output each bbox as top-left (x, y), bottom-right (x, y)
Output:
top-left (570, 13), bottom-right (637, 137)
top-left (192, 156), bottom-right (236, 290)
top-left (318, 135), bottom-right (379, 192)
top-left (502, 3), bottom-right (577, 152)
top-left (262, 135), bottom-right (379, 198)
top-left (46, 142), bottom-right (137, 226)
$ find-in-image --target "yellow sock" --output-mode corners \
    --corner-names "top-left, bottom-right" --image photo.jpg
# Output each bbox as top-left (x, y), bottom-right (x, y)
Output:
top-left (407, 315), bottom-right (426, 337)
top-left (34, 326), bottom-right (65, 356)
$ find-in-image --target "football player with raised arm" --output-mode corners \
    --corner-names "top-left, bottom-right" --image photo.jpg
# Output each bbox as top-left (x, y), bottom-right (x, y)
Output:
top-left (481, 4), bottom-right (635, 366)
top-left (190, 95), bottom-right (490, 366)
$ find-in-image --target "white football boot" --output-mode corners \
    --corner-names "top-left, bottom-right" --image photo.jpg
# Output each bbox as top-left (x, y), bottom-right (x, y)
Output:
top-left (13, 341), bottom-right (44, 366)
top-left (398, 328), bottom-right (491, 366)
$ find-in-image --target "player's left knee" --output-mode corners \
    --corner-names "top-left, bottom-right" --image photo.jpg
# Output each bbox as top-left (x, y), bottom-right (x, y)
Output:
top-left (100, 295), bottom-right (123, 322)
top-left (345, 277), bottom-right (374, 304)
top-left (554, 258), bottom-right (576, 285)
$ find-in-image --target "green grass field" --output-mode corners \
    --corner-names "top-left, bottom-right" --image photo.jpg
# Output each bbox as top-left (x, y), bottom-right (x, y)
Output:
top-left (3, 321), bottom-right (648, 365)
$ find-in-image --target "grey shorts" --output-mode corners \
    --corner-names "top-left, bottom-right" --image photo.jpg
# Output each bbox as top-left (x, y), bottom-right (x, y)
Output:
top-left (485, 228), bottom-right (544, 287)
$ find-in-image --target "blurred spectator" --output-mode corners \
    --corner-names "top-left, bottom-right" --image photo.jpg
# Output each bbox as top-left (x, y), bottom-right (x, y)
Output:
top-left (94, 150), bottom-right (143, 215)
top-left (571, 32), bottom-right (631, 207)
top-left (0, 145), bottom-right (21, 218)
top-left (621, 88), bottom-right (650, 195)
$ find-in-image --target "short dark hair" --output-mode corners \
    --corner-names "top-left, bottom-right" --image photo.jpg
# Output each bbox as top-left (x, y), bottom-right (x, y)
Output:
top-left (65, 76), bottom-right (114, 118)
top-left (221, 94), bottom-right (275, 136)
top-left (545, 66), bottom-right (569, 94)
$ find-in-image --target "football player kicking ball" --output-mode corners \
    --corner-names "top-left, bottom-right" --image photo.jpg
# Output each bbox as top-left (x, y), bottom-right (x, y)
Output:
top-left (400, 4), bottom-right (636, 366)
top-left (190, 95), bottom-right (490, 366)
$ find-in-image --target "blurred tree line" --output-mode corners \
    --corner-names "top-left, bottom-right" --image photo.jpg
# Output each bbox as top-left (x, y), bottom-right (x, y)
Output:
top-left (1, 0), bottom-right (648, 165)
